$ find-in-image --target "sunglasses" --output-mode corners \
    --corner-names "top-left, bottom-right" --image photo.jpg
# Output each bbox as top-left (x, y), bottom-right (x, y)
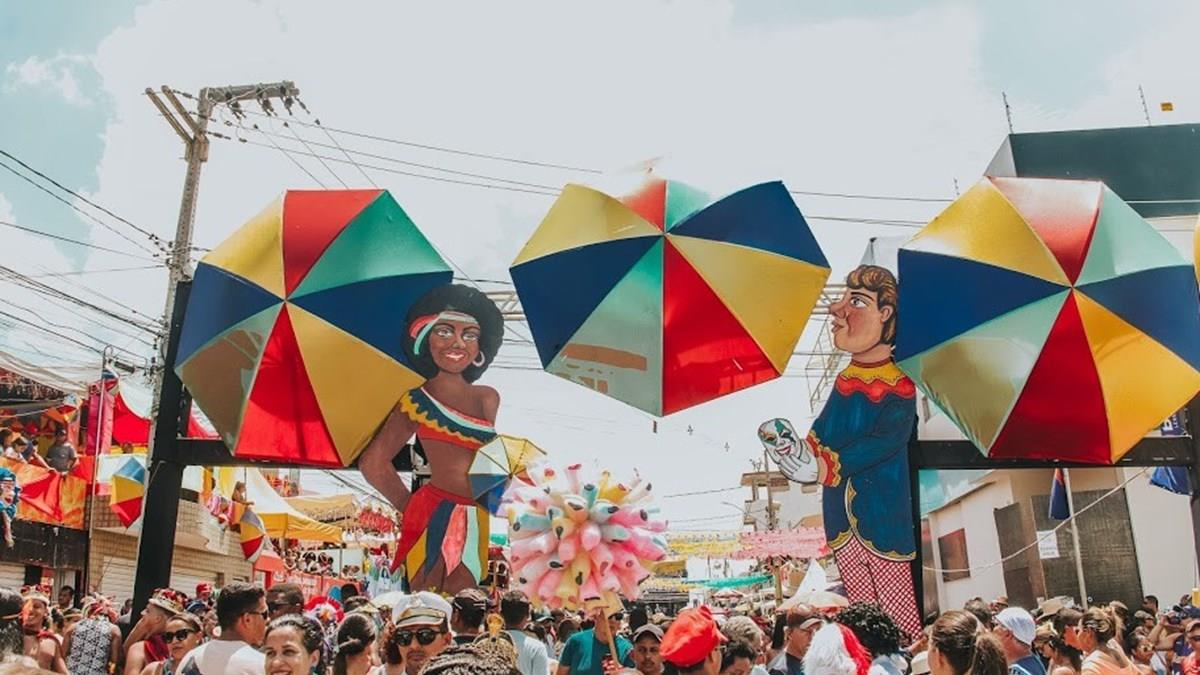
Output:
top-left (245, 610), bottom-right (270, 620)
top-left (1188, 636), bottom-right (1200, 642)
top-left (161, 629), bottom-right (195, 643)
top-left (396, 628), bottom-right (444, 646)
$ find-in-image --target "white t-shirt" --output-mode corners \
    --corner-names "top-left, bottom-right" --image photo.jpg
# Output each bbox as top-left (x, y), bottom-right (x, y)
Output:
top-left (507, 629), bottom-right (550, 675)
top-left (177, 638), bottom-right (264, 675)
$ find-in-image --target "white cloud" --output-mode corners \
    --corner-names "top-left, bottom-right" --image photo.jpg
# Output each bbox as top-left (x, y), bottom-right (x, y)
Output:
top-left (4, 53), bottom-right (95, 106)
top-left (47, 0), bottom-right (1200, 522)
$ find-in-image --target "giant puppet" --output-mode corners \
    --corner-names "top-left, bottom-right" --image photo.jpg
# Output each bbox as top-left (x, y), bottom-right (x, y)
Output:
top-left (359, 284), bottom-right (504, 594)
top-left (805, 264), bottom-right (920, 638)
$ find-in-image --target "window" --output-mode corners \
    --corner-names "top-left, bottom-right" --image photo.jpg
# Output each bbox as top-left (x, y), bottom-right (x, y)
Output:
top-left (938, 529), bottom-right (970, 582)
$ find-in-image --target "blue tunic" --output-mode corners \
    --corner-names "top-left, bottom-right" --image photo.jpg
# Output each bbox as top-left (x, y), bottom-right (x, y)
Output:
top-left (807, 360), bottom-right (917, 561)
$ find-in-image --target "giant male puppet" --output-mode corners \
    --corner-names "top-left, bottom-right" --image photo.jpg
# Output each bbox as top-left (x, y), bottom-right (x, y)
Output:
top-left (805, 264), bottom-right (920, 637)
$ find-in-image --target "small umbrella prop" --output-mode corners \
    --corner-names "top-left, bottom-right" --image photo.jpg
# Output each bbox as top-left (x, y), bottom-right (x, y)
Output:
top-left (511, 174), bottom-right (829, 416)
top-left (468, 435), bottom-right (545, 515)
top-left (239, 506), bottom-right (271, 562)
top-left (897, 177), bottom-right (1200, 463)
top-left (109, 456), bottom-right (145, 528)
top-left (175, 190), bottom-right (451, 466)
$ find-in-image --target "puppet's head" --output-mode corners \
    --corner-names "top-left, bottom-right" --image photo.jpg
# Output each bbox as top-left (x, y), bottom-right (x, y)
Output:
top-left (405, 284), bottom-right (504, 382)
top-left (829, 265), bottom-right (897, 358)
top-left (758, 418), bottom-right (799, 458)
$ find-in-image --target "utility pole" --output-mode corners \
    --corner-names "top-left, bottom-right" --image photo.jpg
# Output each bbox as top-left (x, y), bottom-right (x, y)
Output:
top-left (1062, 468), bottom-right (1089, 605)
top-left (762, 447), bottom-right (784, 602)
top-left (132, 81), bottom-right (298, 617)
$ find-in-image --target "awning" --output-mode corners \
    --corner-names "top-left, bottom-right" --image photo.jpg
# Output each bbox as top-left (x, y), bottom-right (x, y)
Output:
top-left (285, 493), bottom-right (358, 522)
top-left (0, 350), bottom-right (96, 397)
top-left (238, 468), bottom-right (343, 544)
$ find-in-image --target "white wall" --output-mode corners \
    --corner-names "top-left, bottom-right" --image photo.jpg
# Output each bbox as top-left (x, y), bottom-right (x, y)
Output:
top-left (1122, 467), bottom-right (1198, 602)
top-left (928, 478), bottom-right (1012, 609)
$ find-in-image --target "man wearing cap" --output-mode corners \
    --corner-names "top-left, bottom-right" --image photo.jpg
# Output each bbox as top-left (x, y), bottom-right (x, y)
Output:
top-left (501, 589), bottom-right (550, 675)
top-left (660, 606), bottom-right (727, 675)
top-left (767, 606), bottom-right (822, 675)
top-left (632, 624), bottom-right (665, 675)
top-left (558, 607), bottom-right (634, 675)
top-left (22, 585), bottom-right (67, 673)
top-left (393, 592), bottom-right (454, 675)
top-left (265, 583), bottom-right (304, 620)
top-left (451, 589), bottom-right (488, 645)
top-left (995, 607), bottom-right (1047, 675)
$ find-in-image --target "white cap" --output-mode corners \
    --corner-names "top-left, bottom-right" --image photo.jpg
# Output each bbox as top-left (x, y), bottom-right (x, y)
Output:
top-left (392, 591), bottom-right (453, 627)
top-left (911, 651), bottom-right (931, 675)
top-left (996, 607), bottom-right (1037, 645)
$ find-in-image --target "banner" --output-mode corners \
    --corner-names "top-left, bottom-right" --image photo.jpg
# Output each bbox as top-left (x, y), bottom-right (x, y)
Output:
top-left (0, 458), bottom-right (86, 529)
top-left (732, 527), bottom-right (828, 560)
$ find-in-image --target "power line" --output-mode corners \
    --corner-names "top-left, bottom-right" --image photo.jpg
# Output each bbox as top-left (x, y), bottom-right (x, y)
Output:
top-left (0, 264), bottom-right (161, 332)
top-left (0, 219), bottom-right (164, 262)
top-left (25, 265), bottom-right (162, 278)
top-left (0, 148), bottom-right (165, 243)
top-left (0, 158), bottom-right (162, 256)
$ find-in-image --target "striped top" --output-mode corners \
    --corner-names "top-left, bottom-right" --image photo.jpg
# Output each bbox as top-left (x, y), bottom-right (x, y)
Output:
top-left (398, 388), bottom-right (496, 450)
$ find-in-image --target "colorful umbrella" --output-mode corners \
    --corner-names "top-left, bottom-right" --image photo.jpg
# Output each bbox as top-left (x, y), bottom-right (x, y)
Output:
top-left (511, 176), bottom-right (829, 415)
top-left (239, 506), bottom-right (270, 562)
top-left (109, 456), bottom-right (145, 528)
top-left (897, 177), bottom-right (1200, 463)
top-left (175, 190), bottom-right (452, 466)
top-left (468, 435), bottom-right (544, 514)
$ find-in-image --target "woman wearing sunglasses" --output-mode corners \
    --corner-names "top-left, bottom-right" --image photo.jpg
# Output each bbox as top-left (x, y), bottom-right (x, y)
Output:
top-left (1062, 608), bottom-right (1138, 675)
top-left (143, 613), bottom-right (203, 675)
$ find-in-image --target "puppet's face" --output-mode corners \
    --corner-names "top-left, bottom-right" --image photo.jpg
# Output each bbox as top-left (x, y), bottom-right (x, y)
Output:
top-left (0, 480), bottom-right (15, 505)
top-left (758, 419), bottom-right (798, 458)
top-left (429, 319), bottom-right (482, 374)
top-left (829, 286), bottom-right (892, 356)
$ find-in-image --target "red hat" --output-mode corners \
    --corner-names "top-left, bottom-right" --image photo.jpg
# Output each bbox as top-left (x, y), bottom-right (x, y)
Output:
top-left (661, 606), bottom-right (727, 667)
top-left (195, 583), bottom-right (212, 595)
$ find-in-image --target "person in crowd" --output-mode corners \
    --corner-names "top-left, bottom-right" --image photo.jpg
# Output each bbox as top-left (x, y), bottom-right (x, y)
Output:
top-left (1130, 637), bottom-right (1161, 675)
top-left (194, 584), bottom-right (214, 610)
top-left (722, 641), bottom-right (758, 675)
top-left (966, 599), bottom-right (995, 629)
top-left (266, 584), bottom-right (305, 621)
top-left (995, 607), bottom-right (1048, 675)
top-left (836, 603), bottom-right (907, 675)
top-left (534, 610), bottom-right (557, 656)
top-left (56, 587), bottom-right (74, 613)
top-left (20, 585), bottom-right (66, 673)
top-left (0, 430), bottom-right (12, 458)
top-left (632, 624), bottom-right (664, 675)
top-left (802, 623), bottom-right (872, 675)
top-left (49, 608), bottom-right (65, 639)
top-left (64, 596), bottom-right (121, 675)
top-left (660, 606), bottom-right (727, 675)
top-left (334, 612), bottom-right (378, 675)
top-left (1060, 608), bottom-right (1137, 675)
top-left (500, 590), bottom-right (549, 675)
top-left (45, 428), bottom-right (78, 474)
top-left (722, 616), bottom-right (768, 675)
top-left (263, 614), bottom-right (326, 675)
top-left (994, 598), bottom-right (1012, 614)
top-left (556, 619), bottom-right (579, 659)
top-left (141, 612), bottom-right (202, 675)
top-left (124, 588), bottom-right (186, 675)
top-left (378, 624), bottom-right (406, 675)
top-left (929, 610), bottom-right (1008, 675)
top-left (767, 605), bottom-right (822, 675)
top-left (1142, 598), bottom-right (1160, 618)
top-left (11, 437), bottom-right (48, 469)
top-left (62, 607), bottom-right (83, 635)
top-left (0, 588), bottom-right (25, 660)
top-left (175, 581), bottom-right (268, 674)
top-left (557, 606), bottom-right (633, 675)
top-left (391, 593), bottom-right (453, 675)
top-left (420, 642), bottom-right (522, 675)
top-left (450, 589), bottom-right (487, 646)
top-left (199, 610), bottom-right (219, 642)
top-left (1049, 609), bottom-right (1085, 675)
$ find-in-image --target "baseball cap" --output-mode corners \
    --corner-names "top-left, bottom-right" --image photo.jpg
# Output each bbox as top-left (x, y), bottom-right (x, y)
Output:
top-left (634, 624), bottom-right (664, 643)
top-left (660, 606), bottom-right (727, 667)
top-left (452, 588), bottom-right (487, 613)
top-left (996, 607), bottom-right (1037, 645)
top-left (910, 651), bottom-right (931, 675)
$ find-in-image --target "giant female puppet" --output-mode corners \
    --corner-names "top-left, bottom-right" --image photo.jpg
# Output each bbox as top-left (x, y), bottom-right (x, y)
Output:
top-left (360, 284), bottom-right (503, 593)
top-left (805, 265), bottom-right (920, 638)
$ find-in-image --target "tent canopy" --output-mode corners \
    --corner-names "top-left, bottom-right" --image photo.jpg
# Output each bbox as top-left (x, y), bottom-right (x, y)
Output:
top-left (285, 493), bottom-right (358, 522)
top-left (217, 467), bottom-right (343, 544)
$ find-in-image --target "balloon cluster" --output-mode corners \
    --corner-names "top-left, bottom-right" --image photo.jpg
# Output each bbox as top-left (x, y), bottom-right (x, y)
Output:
top-left (504, 464), bottom-right (668, 610)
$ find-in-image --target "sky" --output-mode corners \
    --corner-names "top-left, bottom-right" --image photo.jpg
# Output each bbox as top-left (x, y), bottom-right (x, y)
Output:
top-left (2, 0), bottom-right (1200, 556)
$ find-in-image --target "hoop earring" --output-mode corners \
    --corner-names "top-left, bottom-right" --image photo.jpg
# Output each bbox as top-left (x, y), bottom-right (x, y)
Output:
top-left (472, 353), bottom-right (486, 367)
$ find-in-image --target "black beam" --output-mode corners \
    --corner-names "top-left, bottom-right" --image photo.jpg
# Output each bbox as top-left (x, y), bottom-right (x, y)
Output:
top-left (911, 436), bottom-right (1192, 470)
top-left (131, 281), bottom-right (190, 619)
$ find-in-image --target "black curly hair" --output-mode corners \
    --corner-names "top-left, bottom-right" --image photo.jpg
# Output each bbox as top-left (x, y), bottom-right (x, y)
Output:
top-left (836, 602), bottom-right (904, 657)
top-left (404, 284), bottom-right (504, 382)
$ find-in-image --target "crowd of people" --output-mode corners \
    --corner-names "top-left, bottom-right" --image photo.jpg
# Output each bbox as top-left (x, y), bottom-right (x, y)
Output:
top-left (0, 581), bottom-right (1194, 675)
